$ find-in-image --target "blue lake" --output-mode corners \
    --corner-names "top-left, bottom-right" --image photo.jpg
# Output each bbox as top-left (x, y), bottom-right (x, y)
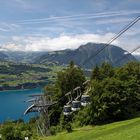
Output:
top-left (0, 88), bottom-right (42, 123)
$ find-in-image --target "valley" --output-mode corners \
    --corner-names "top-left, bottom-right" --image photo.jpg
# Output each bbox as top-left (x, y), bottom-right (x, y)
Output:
top-left (0, 42), bottom-right (138, 91)
top-left (0, 61), bottom-right (64, 91)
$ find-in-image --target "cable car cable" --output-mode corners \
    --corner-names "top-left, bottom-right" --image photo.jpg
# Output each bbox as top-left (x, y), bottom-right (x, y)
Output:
top-left (115, 45), bottom-right (140, 65)
top-left (83, 16), bottom-right (140, 65)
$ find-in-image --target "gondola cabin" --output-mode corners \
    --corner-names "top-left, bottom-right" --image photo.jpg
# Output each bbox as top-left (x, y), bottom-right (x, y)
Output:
top-left (81, 95), bottom-right (90, 106)
top-left (71, 101), bottom-right (81, 111)
top-left (63, 105), bottom-right (72, 115)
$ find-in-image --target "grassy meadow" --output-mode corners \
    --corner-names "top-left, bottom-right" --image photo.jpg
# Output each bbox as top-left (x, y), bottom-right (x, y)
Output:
top-left (39, 117), bottom-right (140, 140)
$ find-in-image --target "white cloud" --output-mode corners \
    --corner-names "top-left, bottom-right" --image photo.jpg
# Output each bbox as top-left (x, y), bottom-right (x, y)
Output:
top-left (1, 43), bottom-right (23, 51)
top-left (95, 17), bottom-right (132, 25)
top-left (123, 24), bottom-right (140, 36)
top-left (132, 51), bottom-right (140, 55)
top-left (17, 10), bottom-right (140, 25)
top-left (0, 23), bottom-right (20, 32)
top-left (0, 28), bottom-right (8, 32)
top-left (2, 33), bottom-right (120, 52)
top-left (1, 33), bottom-right (140, 54)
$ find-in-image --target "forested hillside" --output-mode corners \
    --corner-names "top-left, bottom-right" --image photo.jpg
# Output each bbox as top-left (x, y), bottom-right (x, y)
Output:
top-left (43, 61), bottom-right (140, 134)
top-left (0, 61), bottom-right (140, 139)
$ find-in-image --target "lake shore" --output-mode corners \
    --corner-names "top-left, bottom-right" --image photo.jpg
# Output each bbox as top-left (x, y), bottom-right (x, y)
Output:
top-left (0, 88), bottom-right (42, 122)
top-left (0, 81), bottom-right (49, 92)
top-left (0, 87), bottom-right (42, 93)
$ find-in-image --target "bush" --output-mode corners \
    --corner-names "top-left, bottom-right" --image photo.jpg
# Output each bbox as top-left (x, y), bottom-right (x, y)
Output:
top-left (0, 121), bottom-right (34, 140)
top-left (49, 126), bottom-right (57, 135)
top-left (65, 122), bottom-right (72, 133)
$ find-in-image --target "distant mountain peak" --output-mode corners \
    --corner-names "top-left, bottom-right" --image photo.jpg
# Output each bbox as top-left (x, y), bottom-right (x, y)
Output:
top-left (35, 42), bottom-right (136, 68)
top-left (0, 42), bottom-right (136, 67)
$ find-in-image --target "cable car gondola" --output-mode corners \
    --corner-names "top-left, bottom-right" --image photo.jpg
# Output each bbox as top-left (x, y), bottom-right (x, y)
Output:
top-left (81, 95), bottom-right (90, 106)
top-left (63, 105), bottom-right (72, 116)
top-left (71, 100), bottom-right (81, 111)
top-left (63, 92), bottom-right (72, 116)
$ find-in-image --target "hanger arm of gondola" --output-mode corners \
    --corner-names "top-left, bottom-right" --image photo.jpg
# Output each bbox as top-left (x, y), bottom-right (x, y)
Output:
top-left (24, 98), bottom-right (36, 103)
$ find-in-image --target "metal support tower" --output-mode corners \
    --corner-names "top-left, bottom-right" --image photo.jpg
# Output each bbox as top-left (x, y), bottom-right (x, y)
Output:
top-left (24, 94), bottom-right (55, 136)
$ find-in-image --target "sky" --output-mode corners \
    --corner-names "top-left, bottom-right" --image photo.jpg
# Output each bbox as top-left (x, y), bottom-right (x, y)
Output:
top-left (0, 0), bottom-right (140, 54)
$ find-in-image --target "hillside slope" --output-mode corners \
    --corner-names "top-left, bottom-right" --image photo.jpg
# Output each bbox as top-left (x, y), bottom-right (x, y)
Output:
top-left (0, 51), bottom-right (46, 63)
top-left (36, 43), bottom-right (136, 68)
top-left (41, 117), bottom-right (140, 140)
top-left (0, 61), bottom-right (64, 91)
top-left (0, 52), bottom-right (9, 61)
top-left (134, 55), bottom-right (140, 61)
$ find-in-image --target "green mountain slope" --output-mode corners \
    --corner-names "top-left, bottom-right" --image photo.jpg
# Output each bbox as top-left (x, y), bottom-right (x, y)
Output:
top-left (41, 117), bottom-right (140, 140)
top-left (0, 52), bottom-right (9, 61)
top-left (0, 43), bottom-right (137, 68)
top-left (0, 51), bottom-right (46, 63)
top-left (134, 55), bottom-right (140, 61)
top-left (36, 43), bottom-right (136, 68)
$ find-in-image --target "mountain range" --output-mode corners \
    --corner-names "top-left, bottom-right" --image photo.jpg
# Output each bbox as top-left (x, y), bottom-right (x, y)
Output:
top-left (35, 43), bottom-right (137, 68)
top-left (0, 51), bottom-right (45, 63)
top-left (0, 43), bottom-right (138, 69)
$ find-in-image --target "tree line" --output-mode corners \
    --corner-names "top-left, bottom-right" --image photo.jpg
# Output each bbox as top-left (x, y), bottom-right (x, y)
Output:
top-left (1, 61), bottom-right (139, 139)
top-left (45, 61), bottom-right (140, 134)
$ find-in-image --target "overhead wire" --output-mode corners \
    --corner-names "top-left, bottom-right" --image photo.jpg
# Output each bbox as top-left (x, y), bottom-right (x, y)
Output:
top-left (24, 17), bottom-right (140, 135)
top-left (115, 45), bottom-right (140, 65)
top-left (4, 16), bottom-right (140, 91)
top-left (50, 16), bottom-right (140, 106)
top-left (25, 16), bottom-right (140, 117)
top-left (58, 45), bottom-right (140, 104)
top-left (28, 45), bottom-right (140, 108)
top-left (83, 16), bottom-right (140, 65)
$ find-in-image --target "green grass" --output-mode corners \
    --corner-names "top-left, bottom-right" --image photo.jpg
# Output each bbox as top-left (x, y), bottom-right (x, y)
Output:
top-left (0, 62), bottom-right (65, 88)
top-left (40, 117), bottom-right (140, 140)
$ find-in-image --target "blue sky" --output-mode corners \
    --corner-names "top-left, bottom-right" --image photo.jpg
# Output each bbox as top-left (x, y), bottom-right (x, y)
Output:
top-left (0, 0), bottom-right (140, 53)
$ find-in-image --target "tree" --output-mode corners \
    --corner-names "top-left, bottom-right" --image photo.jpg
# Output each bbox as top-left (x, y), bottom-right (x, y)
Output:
top-left (56, 62), bottom-right (85, 97)
top-left (60, 114), bottom-right (72, 133)
top-left (100, 62), bottom-right (114, 79)
top-left (47, 62), bottom-right (86, 126)
top-left (91, 65), bottom-right (101, 80)
top-left (76, 62), bottom-right (140, 125)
